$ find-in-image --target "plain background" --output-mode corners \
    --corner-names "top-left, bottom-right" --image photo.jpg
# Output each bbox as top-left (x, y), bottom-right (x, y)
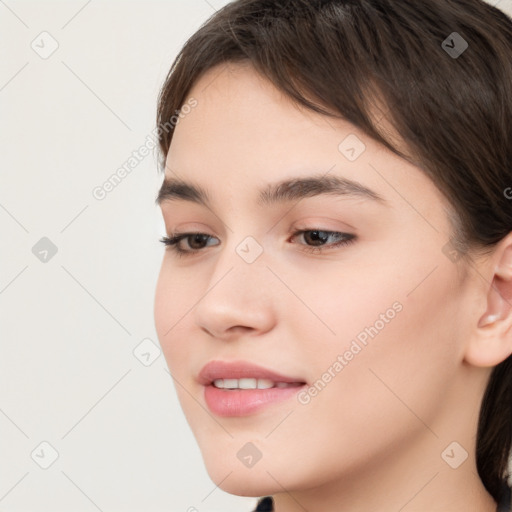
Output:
top-left (1, 1), bottom-right (511, 511)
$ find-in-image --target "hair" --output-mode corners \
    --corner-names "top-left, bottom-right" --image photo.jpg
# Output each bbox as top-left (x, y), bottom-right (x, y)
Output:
top-left (156, 0), bottom-right (512, 504)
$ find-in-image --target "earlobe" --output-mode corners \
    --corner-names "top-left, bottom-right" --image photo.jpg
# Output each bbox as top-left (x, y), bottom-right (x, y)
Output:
top-left (465, 234), bottom-right (512, 368)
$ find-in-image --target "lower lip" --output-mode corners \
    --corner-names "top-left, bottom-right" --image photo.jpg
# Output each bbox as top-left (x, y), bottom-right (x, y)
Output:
top-left (204, 384), bottom-right (306, 417)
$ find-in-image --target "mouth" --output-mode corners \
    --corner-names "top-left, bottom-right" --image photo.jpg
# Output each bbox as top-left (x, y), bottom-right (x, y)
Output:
top-left (198, 359), bottom-right (307, 386)
top-left (211, 378), bottom-right (305, 390)
top-left (198, 360), bottom-right (307, 417)
top-left (203, 382), bottom-right (308, 417)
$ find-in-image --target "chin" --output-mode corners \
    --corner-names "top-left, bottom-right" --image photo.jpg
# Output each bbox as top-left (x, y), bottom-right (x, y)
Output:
top-left (199, 443), bottom-right (311, 497)
top-left (203, 463), bottom-right (279, 497)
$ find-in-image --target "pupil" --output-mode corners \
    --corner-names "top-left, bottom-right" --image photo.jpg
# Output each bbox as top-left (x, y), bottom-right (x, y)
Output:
top-left (190, 234), bottom-right (207, 249)
top-left (307, 230), bottom-right (328, 246)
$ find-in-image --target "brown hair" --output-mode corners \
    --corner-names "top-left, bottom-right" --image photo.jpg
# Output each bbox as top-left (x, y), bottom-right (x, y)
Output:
top-left (156, 0), bottom-right (512, 503)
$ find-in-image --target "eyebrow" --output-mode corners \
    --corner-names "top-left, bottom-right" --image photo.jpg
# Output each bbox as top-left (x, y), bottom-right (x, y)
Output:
top-left (155, 172), bottom-right (388, 208)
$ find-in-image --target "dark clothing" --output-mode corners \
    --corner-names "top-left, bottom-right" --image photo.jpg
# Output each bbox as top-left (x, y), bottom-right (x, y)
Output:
top-left (253, 481), bottom-right (512, 511)
top-left (498, 483), bottom-right (512, 512)
top-left (254, 497), bottom-right (273, 511)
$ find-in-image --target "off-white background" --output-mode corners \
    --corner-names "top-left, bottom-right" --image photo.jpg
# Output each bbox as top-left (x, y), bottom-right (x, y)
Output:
top-left (1, 1), bottom-right (511, 511)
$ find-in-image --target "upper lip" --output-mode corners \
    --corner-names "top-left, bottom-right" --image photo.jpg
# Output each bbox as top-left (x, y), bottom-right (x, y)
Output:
top-left (198, 360), bottom-right (307, 386)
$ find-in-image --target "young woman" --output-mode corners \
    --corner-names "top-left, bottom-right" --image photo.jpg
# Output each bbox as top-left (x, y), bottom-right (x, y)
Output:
top-left (153, 1), bottom-right (512, 510)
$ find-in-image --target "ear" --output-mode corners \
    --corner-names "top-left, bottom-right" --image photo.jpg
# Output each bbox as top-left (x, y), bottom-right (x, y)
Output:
top-left (464, 232), bottom-right (512, 367)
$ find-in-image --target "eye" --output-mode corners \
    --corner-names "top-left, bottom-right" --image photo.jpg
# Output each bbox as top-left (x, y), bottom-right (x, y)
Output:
top-left (159, 232), bottom-right (219, 257)
top-left (159, 229), bottom-right (356, 257)
top-left (292, 230), bottom-right (356, 254)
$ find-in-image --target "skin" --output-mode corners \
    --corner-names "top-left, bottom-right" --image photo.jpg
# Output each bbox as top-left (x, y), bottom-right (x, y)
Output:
top-left (154, 62), bottom-right (512, 512)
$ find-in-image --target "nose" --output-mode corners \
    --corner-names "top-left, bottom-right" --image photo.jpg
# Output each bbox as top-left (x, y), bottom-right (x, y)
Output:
top-left (192, 241), bottom-right (277, 341)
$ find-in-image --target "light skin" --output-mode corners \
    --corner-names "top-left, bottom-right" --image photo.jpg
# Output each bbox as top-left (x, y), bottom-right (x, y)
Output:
top-left (154, 62), bottom-right (512, 512)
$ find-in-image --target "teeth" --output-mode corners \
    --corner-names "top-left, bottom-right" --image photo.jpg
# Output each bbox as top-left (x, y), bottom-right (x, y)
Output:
top-left (223, 378), bottom-right (238, 389)
top-left (212, 378), bottom-right (296, 390)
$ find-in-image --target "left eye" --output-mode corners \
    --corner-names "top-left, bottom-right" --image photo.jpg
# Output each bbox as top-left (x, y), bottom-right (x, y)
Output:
top-left (159, 229), bottom-right (357, 257)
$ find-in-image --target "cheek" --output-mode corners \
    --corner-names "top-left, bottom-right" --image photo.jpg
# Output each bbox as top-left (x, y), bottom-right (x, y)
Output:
top-left (250, 266), bottom-right (464, 488)
top-left (154, 262), bottom-right (194, 373)
top-left (290, 250), bottom-right (464, 429)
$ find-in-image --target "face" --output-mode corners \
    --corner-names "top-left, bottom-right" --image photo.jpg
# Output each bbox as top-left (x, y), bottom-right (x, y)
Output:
top-left (154, 63), bottom-right (479, 496)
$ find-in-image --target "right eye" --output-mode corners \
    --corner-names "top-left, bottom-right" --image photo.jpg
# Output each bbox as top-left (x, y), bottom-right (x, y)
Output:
top-left (159, 232), bottom-right (219, 257)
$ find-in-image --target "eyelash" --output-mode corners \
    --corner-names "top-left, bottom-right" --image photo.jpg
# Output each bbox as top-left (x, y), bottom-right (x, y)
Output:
top-left (159, 229), bottom-right (356, 258)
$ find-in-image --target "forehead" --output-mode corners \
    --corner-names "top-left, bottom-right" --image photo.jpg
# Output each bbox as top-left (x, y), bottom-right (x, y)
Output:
top-left (190, 62), bottom-right (292, 114)
top-left (168, 64), bottom-right (370, 181)
top-left (172, 62), bottom-right (342, 152)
